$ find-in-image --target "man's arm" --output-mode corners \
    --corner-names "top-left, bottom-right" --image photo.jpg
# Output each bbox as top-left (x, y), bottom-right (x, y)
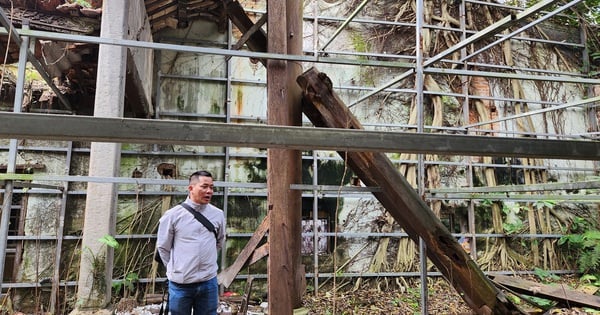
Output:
top-left (156, 214), bottom-right (174, 266)
top-left (216, 213), bottom-right (226, 251)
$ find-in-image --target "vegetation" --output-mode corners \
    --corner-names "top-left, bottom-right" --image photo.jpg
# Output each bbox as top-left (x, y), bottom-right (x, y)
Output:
top-left (69, 0), bottom-right (92, 8)
top-left (560, 226), bottom-right (600, 278)
top-left (506, 0), bottom-right (600, 25)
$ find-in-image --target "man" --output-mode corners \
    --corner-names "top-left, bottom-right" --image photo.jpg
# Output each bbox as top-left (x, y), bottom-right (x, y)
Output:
top-left (156, 170), bottom-right (226, 315)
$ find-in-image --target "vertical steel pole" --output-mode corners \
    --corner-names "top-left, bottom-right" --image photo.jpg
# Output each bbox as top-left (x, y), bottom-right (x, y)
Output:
top-left (311, 2), bottom-right (320, 294)
top-left (312, 151), bottom-right (319, 293)
top-left (220, 17), bottom-right (234, 297)
top-left (0, 21), bottom-right (30, 288)
top-left (414, 1), bottom-right (428, 313)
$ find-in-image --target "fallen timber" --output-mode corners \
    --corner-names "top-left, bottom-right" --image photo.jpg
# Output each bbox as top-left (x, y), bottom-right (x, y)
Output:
top-left (297, 67), bottom-right (526, 315)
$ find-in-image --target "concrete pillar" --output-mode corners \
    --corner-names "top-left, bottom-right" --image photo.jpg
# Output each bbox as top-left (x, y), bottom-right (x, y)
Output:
top-left (74, 1), bottom-right (128, 310)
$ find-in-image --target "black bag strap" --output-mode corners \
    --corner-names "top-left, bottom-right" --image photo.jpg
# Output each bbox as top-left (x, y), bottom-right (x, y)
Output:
top-left (158, 280), bottom-right (168, 315)
top-left (180, 203), bottom-right (218, 240)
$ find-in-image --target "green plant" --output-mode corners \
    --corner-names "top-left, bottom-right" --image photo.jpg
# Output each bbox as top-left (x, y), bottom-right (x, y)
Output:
top-left (98, 235), bottom-right (142, 299)
top-left (113, 272), bottom-right (139, 298)
top-left (99, 235), bottom-right (119, 249)
top-left (575, 217), bottom-right (592, 231)
top-left (525, 296), bottom-right (556, 310)
top-left (507, 294), bottom-right (521, 305)
top-left (533, 200), bottom-right (555, 210)
top-left (533, 267), bottom-right (560, 283)
top-left (78, 245), bottom-right (107, 306)
top-left (559, 230), bottom-right (600, 275)
top-left (580, 274), bottom-right (600, 286)
top-left (481, 199), bottom-right (494, 207)
top-left (71, 0), bottom-right (92, 8)
top-left (502, 203), bottom-right (525, 235)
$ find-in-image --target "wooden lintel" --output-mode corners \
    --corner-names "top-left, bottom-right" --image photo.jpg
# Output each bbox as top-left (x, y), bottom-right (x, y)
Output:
top-left (297, 67), bottom-right (526, 315)
top-left (217, 213), bottom-right (270, 288)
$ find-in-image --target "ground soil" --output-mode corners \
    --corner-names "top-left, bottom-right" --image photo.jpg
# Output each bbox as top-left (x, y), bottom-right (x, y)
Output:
top-left (299, 279), bottom-right (596, 314)
top-left (115, 276), bottom-right (599, 315)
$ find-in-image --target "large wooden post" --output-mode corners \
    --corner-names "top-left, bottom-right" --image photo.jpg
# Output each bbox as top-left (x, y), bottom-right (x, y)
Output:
top-left (297, 67), bottom-right (526, 315)
top-left (266, 0), bottom-right (304, 314)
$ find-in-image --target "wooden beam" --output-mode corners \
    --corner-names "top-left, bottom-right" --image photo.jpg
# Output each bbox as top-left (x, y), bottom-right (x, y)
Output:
top-left (217, 214), bottom-right (269, 288)
top-left (223, 0), bottom-right (267, 57)
top-left (1, 112), bottom-right (598, 160)
top-left (144, 0), bottom-right (171, 13)
top-left (229, 13), bottom-right (267, 53)
top-left (266, 0), bottom-right (304, 313)
top-left (248, 243), bottom-right (269, 265)
top-left (176, 0), bottom-right (188, 28)
top-left (297, 67), bottom-right (526, 315)
top-left (2, 7), bottom-right (99, 34)
top-left (492, 275), bottom-right (600, 309)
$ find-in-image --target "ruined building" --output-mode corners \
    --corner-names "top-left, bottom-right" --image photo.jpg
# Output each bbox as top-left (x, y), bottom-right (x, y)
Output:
top-left (0, 0), bottom-right (599, 314)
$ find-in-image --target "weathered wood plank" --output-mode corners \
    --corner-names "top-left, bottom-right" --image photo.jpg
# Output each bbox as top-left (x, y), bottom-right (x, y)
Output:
top-left (266, 0), bottom-right (304, 313)
top-left (1, 112), bottom-right (599, 160)
top-left (492, 275), bottom-right (600, 309)
top-left (223, 0), bottom-right (267, 62)
top-left (297, 67), bottom-right (526, 315)
top-left (3, 7), bottom-right (99, 34)
top-left (249, 243), bottom-right (269, 265)
top-left (217, 214), bottom-right (269, 288)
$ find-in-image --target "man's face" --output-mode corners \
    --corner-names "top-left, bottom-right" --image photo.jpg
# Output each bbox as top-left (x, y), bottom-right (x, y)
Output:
top-left (188, 175), bottom-right (214, 204)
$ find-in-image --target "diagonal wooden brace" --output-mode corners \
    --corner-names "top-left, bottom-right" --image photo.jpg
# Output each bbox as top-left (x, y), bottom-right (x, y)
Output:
top-left (297, 66), bottom-right (526, 315)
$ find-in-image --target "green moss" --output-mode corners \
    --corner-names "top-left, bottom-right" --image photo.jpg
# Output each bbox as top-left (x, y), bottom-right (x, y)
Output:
top-left (210, 101), bottom-right (221, 114)
top-left (350, 32), bottom-right (370, 54)
top-left (441, 95), bottom-right (460, 109)
top-left (25, 70), bottom-right (43, 82)
top-left (0, 173), bottom-right (34, 181)
top-left (176, 95), bottom-right (185, 111)
top-left (349, 32), bottom-right (377, 86)
top-left (243, 159), bottom-right (267, 183)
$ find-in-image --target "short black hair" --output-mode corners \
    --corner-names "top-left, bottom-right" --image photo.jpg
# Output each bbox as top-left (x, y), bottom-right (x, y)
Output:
top-left (189, 170), bottom-right (213, 183)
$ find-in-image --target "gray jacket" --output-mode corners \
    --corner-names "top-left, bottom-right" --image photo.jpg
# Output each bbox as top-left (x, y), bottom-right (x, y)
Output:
top-left (156, 198), bottom-right (226, 284)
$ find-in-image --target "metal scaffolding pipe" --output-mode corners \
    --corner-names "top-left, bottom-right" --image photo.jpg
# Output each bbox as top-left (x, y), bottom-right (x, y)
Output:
top-left (348, 0), bottom-right (561, 107)
top-left (0, 21), bottom-right (30, 291)
top-left (464, 95), bottom-right (600, 128)
top-left (460, 0), bottom-right (582, 62)
top-left (0, 9), bottom-right (72, 110)
top-left (319, 0), bottom-right (369, 51)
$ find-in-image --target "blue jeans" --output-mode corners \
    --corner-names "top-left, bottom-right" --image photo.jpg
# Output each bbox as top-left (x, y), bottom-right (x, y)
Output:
top-left (168, 277), bottom-right (218, 315)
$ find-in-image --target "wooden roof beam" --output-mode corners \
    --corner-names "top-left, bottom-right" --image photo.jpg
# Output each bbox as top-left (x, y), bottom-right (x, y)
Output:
top-left (222, 0), bottom-right (267, 62)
